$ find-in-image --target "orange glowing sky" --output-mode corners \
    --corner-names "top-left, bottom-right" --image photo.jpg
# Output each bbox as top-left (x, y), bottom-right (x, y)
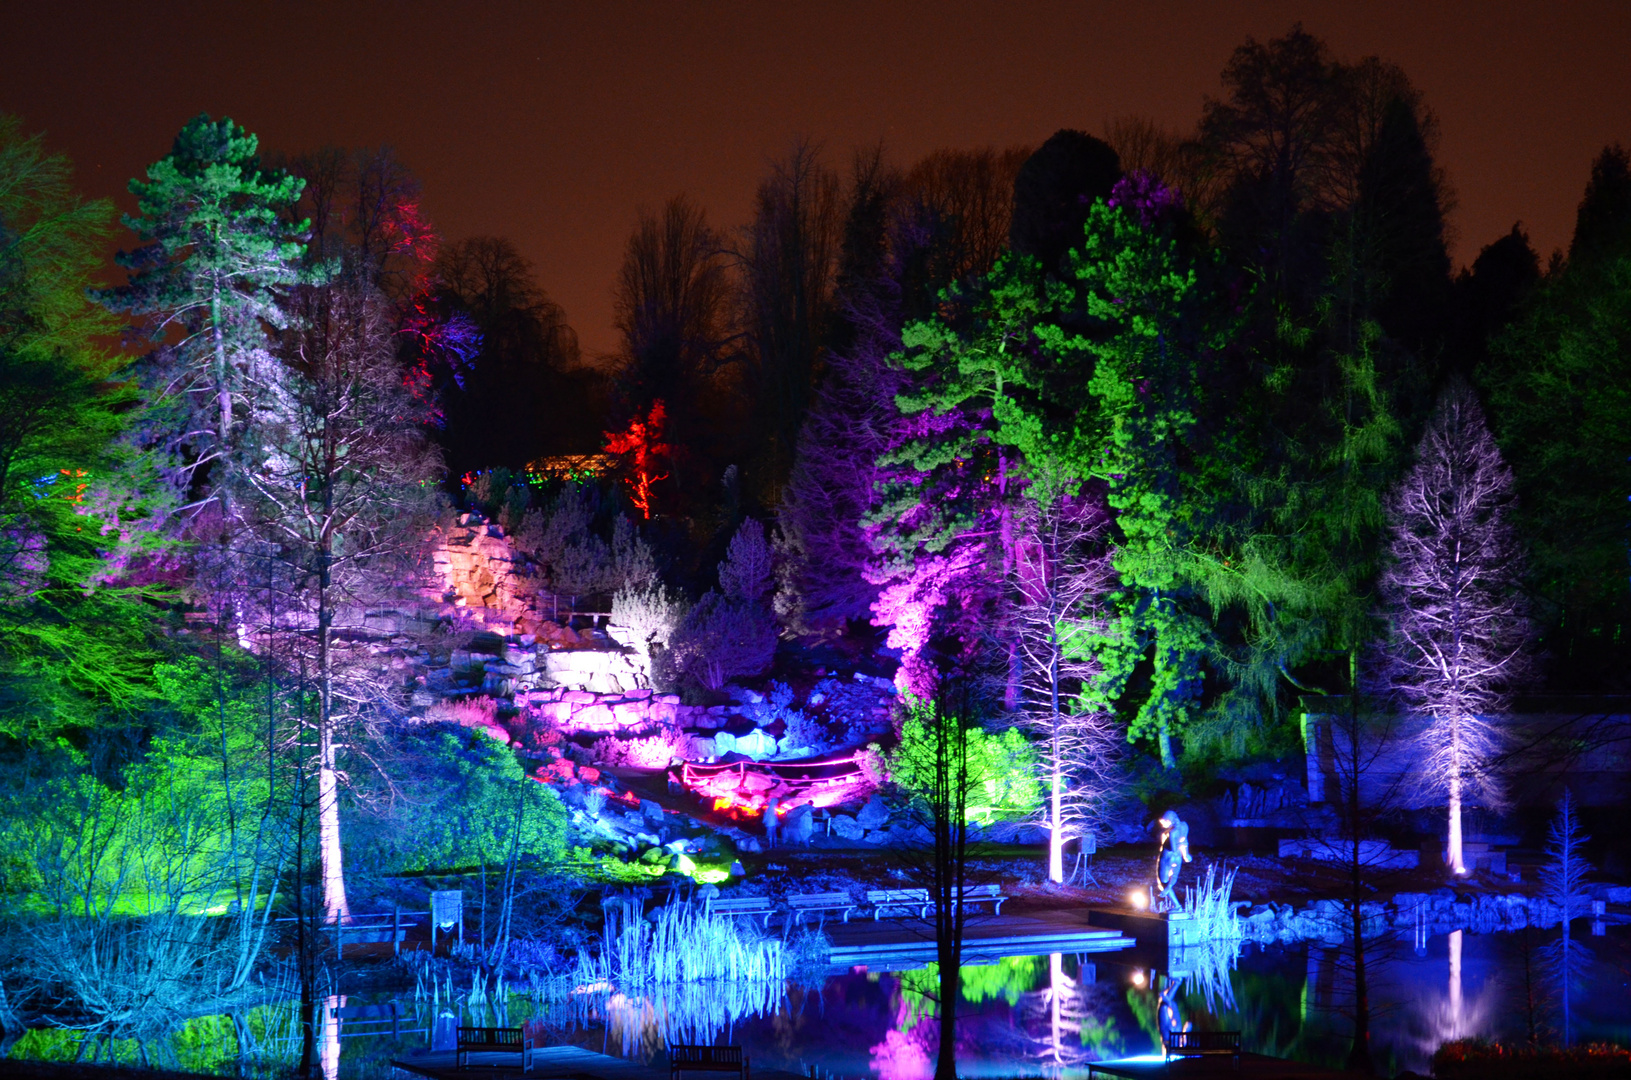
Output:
top-left (6, 1), bottom-right (1629, 358)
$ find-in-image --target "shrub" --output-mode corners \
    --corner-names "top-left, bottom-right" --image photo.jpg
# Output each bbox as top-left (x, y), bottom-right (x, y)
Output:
top-left (665, 591), bottom-right (776, 691)
top-left (348, 723), bottom-right (567, 874)
top-left (884, 702), bottom-right (1042, 822)
top-left (610, 581), bottom-right (689, 661)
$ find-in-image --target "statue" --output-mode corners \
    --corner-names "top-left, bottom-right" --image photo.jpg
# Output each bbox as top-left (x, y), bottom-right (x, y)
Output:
top-left (1151, 808), bottom-right (1192, 913)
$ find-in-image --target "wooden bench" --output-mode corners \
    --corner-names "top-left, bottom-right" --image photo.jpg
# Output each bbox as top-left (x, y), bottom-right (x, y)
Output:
top-left (785, 891), bottom-right (856, 929)
top-left (867, 885), bottom-right (1008, 920)
top-left (670, 1043), bottom-right (750, 1080)
top-left (868, 888), bottom-right (932, 920)
top-left (705, 895), bottom-right (778, 929)
top-left (955, 883), bottom-right (1007, 915)
top-left (1164, 1030), bottom-right (1241, 1064)
top-left (456, 1025), bottom-right (525, 1069)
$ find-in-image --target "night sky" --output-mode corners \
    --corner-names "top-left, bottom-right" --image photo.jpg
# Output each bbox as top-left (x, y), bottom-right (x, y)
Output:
top-left (5, 1), bottom-right (1629, 360)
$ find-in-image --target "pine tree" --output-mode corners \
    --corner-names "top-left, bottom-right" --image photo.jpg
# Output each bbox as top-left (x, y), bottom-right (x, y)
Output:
top-left (97, 114), bottom-right (308, 495)
top-left (1381, 381), bottom-right (1528, 874)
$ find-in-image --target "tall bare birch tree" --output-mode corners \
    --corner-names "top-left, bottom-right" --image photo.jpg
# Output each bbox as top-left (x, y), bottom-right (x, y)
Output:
top-left (1009, 484), bottom-right (1118, 883)
top-left (245, 283), bottom-right (440, 920)
top-left (1381, 381), bottom-right (1528, 875)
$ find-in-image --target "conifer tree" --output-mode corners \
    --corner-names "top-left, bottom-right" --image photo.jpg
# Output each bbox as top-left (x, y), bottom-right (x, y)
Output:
top-left (0, 115), bottom-right (167, 732)
top-left (98, 114), bottom-right (308, 499)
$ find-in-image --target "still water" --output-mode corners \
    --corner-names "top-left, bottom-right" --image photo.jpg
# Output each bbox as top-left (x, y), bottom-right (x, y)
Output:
top-left (8, 923), bottom-right (1627, 1078)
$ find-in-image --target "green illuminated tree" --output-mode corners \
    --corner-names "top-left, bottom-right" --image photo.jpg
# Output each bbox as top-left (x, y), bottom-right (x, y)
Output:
top-left (0, 115), bottom-right (167, 735)
top-left (97, 113), bottom-right (308, 500)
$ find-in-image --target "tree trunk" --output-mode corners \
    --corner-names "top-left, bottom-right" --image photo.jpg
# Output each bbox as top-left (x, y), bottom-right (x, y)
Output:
top-left (1158, 722), bottom-right (1176, 771)
top-left (1446, 755), bottom-right (1465, 876)
top-left (318, 538), bottom-right (349, 922)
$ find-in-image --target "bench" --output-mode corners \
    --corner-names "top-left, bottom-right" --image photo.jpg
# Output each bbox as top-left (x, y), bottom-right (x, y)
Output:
top-left (670, 1043), bottom-right (750, 1080)
top-left (1164, 1030), bottom-right (1241, 1064)
top-left (456, 1026), bottom-right (525, 1069)
top-left (785, 891), bottom-right (856, 929)
top-left (955, 883), bottom-right (1007, 915)
top-left (867, 885), bottom-right (1008, 920)
top-left (868, 888), bottom-right (932, 920)
top-left (705, 895), bottom-right (778, 929)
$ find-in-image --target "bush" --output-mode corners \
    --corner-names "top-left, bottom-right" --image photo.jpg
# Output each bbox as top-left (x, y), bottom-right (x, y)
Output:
top-left (610, 581), bottom-right (689, 660)
top-left (348, 723), bottom-right (567, 874)
top-left (884, 701), bottom-right (1042, 822)
top-left (664, 591), bottom-right (776, 691)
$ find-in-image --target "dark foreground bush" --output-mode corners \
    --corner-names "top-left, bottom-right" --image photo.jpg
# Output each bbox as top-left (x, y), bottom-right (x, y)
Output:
top-left (1433, 1040), bottom-right (1631, 1079)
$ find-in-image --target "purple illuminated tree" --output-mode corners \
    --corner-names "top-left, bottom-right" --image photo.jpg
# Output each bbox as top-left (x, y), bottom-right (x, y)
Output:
top-left (1381, 381), bottom-right (1529, 875)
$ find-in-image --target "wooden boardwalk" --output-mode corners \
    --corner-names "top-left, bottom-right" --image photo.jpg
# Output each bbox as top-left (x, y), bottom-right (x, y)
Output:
top-left (822, 906), bottom-right (1134, 968)
top-left (1086, 1052), bottom-right (1363, 1078)
top-left (392, 1043), bottom-right (809, 1080)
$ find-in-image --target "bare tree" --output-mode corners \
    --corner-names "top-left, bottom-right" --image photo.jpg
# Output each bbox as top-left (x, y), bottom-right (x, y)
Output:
top-left (614, 195), bottom-right (732, 407)
top-left (739, 143), bottom-right (843, 494)
top-left (245, 282), bottom-right (442, 920)
top-left (1008, 483), bottom-right (1118, 883)
top-left (1381, 381), bottom-right (1529, 875)
top-left (900, 146), bottom-right (1030, 282)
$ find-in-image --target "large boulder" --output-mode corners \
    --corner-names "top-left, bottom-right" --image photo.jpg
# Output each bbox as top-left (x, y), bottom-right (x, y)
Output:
top-left (829, 814), bottom-right (864, 841)
top-left (856, 795), bottom-right (890, 831)
top-left (735, 729), bottom-right (777, 760)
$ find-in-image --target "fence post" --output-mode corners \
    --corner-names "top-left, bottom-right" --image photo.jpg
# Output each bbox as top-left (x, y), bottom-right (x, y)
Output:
top-left (393, 905), bottom-right (401, 958)
top-left (336, 919), bottom-right (343, 961)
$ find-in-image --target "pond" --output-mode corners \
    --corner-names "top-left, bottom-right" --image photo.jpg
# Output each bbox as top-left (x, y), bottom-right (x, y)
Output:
top-left (7, 922), bottom-right (1627, 1079)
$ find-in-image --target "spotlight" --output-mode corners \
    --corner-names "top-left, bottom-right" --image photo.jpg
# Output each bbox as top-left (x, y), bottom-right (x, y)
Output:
top-left (1129, 889), bottom-right (1148, 910)
top-left (1131, 971), bottom-right (1146, 988)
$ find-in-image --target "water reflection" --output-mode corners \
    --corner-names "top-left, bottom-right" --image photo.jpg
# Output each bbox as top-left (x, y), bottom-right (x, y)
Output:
top-left (6, 923), bottom-right (1624, 1078)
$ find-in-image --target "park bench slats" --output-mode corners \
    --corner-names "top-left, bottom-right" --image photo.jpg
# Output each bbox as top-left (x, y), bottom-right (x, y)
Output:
top-left (785, 891), bottom-right (856, 928)
top-left (455, 1025), bottom-right (525, 1069)
top-left (1164, 1030), bottom-right (1241, 1062)
top-left (670, 1043), bottom-right (750, 1080)
top-left (866, 885), bottom-right (1008, 920)
top-left (705, 895), bottom-right (778, 928)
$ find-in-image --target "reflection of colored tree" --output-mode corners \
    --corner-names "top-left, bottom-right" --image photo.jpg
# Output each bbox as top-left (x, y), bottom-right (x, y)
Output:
top-left (959, 956), bottom-right (1045, 1007)
top-left (870, 990), bottom-right (937, 1080)
top-left (1079, 1014), bottom-right (1122, 1056)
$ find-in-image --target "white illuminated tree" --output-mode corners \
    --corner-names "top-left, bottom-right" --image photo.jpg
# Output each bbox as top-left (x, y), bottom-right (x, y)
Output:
top-left (1381, 381), bottom-right (1529, 875)
top-left (1009, 480), bottom-right (1118, 883)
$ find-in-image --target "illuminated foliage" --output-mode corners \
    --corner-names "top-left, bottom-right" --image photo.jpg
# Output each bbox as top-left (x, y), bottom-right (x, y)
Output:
top-left (348, 724), bottom-right (567, 874)
top-left (0, 115), bottom-right (169, 733)
top-left (604, 399), bottom-right (671, 519)
top-left (886, 698), bottom-right (1042, 822)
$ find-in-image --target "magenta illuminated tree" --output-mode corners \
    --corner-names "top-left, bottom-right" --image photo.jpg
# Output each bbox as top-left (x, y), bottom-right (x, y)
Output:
top-left (1381, 381), bottom-right (1529, 875)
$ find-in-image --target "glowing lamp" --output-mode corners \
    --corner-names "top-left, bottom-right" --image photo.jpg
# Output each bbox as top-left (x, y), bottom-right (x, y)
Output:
top-left (1131, 971), bottom-right (1147, 988)
top-left (1129, 889), bottom-right (1148, 910)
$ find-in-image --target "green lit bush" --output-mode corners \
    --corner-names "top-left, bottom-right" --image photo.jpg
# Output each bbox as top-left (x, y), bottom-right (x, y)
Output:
top-left (346, 723), bottom-right (567, 875)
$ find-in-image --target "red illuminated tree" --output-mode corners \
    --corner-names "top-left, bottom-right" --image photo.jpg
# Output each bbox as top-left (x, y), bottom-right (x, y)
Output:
top-left (604, 400), bottom-right (670, 519)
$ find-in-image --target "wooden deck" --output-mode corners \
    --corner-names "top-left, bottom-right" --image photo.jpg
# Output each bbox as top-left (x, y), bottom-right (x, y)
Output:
top-left (392, 1043), bottom-right (809, 1080)
top-left (822, 906), bottom-right (1134, 968)
top-left (1086, 1051), bottom-right (1363, 1078)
